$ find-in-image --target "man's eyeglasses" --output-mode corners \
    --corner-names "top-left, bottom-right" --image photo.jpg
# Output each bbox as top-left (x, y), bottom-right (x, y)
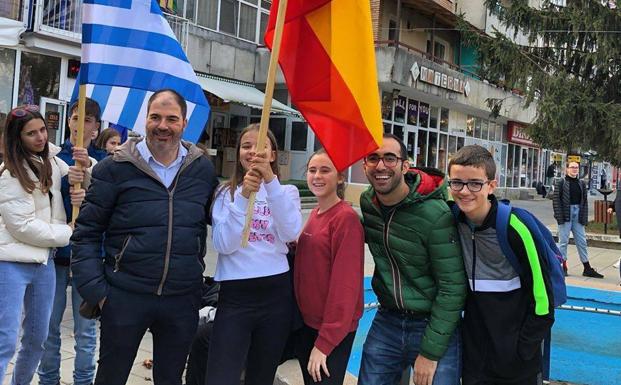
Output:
top-left (11, 105), bottom-right (39, 118)
top-left (448, 180), bottom-right (490, 193)
top-left (364, 153), bottom-right (402, 168)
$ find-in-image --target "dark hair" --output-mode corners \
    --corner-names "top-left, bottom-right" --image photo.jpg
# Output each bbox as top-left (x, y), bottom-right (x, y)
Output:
top-left (2, 106), bottom-right (53, 194)
top-left (307, 148), bottom-right (346, 199)
top-left (448, 145), bottom-right (496, 180)
top-left (221, 123), bottom-right (280, 201)
top-left (383, 133), bottom-right (407, 160)
top-left (95, 127), bottom-right (121, 152)
top-left (69, 97), bottom-right (102, 123)
top-left (147, 89), bottom-right (187, 120)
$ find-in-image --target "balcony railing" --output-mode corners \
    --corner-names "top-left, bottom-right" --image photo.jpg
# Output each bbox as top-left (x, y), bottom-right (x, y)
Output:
top-left (163, 12), bottom-right (189, 52)
top-left (33, 0), bottom-right (82, 41)
top-left (0, 0), bottom-right (26, 22)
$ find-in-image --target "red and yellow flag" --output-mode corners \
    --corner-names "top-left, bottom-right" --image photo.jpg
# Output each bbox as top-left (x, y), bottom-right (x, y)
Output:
top-left (265, 0), bottom-right (383, 171)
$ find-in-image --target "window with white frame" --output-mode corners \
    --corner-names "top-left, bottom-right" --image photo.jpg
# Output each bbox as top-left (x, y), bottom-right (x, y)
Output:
top-left (181, 0), bottom-right (270, 44)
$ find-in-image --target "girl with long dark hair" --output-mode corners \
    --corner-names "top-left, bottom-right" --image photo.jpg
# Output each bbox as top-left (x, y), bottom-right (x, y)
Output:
top-left (0, 105), bottom-right (83, 384)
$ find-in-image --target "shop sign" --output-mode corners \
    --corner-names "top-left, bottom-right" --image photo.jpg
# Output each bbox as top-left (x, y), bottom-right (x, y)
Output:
top-left (507, 121), bottom-right (537, 147)
top-left (45, 111), bottom-right (60, 131)
top-left (567, 155), bottom-right (581, 164)
top-left (417, 63), bottom-right (469, 96)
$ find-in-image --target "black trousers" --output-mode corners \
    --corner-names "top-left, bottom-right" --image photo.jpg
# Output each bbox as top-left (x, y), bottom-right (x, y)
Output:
top-left (185, 321), bottom-right (213, 385)
top-left (94, 285), bottom-right (200, 385)
top-left (295, 324), bottom-right (355, 385)
top-left (206, 272), bottom-right (293, 385)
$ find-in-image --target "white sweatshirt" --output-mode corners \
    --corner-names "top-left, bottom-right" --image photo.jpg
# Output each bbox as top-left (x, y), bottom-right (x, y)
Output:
top-left (211, 177), bottom-right (302, 281)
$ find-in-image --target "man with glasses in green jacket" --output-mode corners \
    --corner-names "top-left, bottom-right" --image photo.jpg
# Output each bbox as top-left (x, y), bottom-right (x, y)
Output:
top-left (358, 133), bottom-right (466, 385)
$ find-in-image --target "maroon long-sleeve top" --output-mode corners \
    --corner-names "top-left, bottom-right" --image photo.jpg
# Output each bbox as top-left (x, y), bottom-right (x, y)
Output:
top-left (294, 200), bottom-right (365, 355)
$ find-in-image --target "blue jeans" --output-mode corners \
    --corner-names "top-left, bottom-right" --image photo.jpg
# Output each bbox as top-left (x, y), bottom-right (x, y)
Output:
top-left (358, 308), bottom-right (461, 385)
top-left (0, 259), bottom-right (55, 385)
top-left (38, 264), bottom-right (97, 385)
top-left (558, 204), bottom-right (589, 263)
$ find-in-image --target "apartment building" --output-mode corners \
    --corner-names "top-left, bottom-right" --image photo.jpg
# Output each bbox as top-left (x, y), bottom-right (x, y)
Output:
top-left (0, 0), bottom-right (559, 190)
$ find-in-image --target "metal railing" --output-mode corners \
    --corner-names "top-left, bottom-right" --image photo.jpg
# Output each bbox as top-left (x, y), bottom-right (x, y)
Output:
top-left (163, 12), bottom-right (189, 51)
top-left (33, 0), bottom-right (82, 41)
top-left (0, 0), bottom-right (25, 22)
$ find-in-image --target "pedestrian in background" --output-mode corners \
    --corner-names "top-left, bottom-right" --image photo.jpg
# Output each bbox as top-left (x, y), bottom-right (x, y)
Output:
top-left (0, 105), bottom-right (84, 384)
top-left (207, 124), bottom-right (302, 385)
top-left (294, 149), bottom-right (364, 385)
top-left (95, 127), bottom-right (122, 155)
top-left (553, 161), bottom-right (604, 278)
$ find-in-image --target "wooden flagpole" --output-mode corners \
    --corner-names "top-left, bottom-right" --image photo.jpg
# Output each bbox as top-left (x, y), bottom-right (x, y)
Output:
top-left (241, 0), bottom-right (288, 247)
top-left (71, 84), bottom-right (87, 224)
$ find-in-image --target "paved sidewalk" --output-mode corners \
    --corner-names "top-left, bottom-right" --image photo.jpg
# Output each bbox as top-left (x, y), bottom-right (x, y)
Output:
top-left (3, 201), bottom-right (620, 385)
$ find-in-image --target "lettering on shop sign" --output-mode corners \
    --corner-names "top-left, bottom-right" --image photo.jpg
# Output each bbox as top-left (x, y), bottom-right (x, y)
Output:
top-left (507, 121), bottom-right (537, 147)
top-left (417, 63), bottom-right (470, 97)
top-left (46, 111), bottom-right (60, 130)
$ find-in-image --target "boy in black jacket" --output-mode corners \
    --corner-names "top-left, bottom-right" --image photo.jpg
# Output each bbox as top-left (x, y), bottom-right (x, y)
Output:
top-left (448, 145), bottom-right (554, 385)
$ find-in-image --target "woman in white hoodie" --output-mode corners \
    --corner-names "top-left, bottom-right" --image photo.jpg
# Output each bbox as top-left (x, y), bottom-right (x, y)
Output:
top-left (207, 124), bottom-right (302, 385)
top-left (0, 105), bottom-right (84, 384)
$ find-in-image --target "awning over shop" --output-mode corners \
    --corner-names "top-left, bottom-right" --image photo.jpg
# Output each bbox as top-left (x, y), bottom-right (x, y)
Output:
top-left (196, 74), bottom-right (300, 116)
top-left (0, 17), bottom-right (25, 46)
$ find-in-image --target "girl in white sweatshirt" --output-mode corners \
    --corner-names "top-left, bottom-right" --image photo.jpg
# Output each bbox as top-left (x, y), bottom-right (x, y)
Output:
top-left (207, 124), bottom-right (302, 385)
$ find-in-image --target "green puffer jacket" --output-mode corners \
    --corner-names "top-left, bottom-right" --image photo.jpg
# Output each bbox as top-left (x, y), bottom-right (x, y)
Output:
top-left (360, 168), bottom-right (466, 361)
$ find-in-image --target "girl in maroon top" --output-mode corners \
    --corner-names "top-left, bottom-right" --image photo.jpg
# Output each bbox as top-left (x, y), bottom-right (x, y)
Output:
top-left (294, 149), bottom-right (364, 384)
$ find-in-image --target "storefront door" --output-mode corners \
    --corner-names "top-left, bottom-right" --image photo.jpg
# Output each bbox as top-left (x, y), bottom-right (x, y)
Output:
top-left (40, 98), bottom-right (66, 146)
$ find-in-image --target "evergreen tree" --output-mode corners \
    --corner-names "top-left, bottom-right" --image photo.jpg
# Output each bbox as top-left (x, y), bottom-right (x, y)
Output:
top-left (459, 0), bottom-right (621, 162)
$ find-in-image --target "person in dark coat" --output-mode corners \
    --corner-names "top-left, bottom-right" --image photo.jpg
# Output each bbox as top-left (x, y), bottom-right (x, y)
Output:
top-left (553, 161), bottom-right (604, 278)
top-left (71, 89), bottom-right (219, 385)
top-left (607, 192), bottom-right (621, 238)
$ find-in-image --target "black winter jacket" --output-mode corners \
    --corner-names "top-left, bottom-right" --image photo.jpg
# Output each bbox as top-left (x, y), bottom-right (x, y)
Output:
top-left (552, 177), bottom-right (588, 225)
top-left (71, 138), bottom-right (219, 306)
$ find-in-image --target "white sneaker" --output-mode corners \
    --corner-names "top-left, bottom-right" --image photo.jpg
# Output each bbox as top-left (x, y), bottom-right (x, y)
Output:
top-left (614, 258), bottom-right (620, 269)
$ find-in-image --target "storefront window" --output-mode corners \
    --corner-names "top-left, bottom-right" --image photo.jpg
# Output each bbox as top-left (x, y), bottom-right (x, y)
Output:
top-left (219, 0), bottom-right (237, 35)
top-left (18, 52), bottom-right (60, 105)
top-left (466, 115), bottom-right (474, 137)
top-left (268, 117), bottom-right (286, 150)
top-left (438, 134), bottom-right (447, 172)
top-left (407, 99), bottom-right (418, 125)
top-left (381, 92), bottom-right (393, 120)
top-left (429, 106), bottom-right (438, 129)
top-left (481, 119), bottom-right (489, 141)
top-left (349, 160), bottom-right (368, 184)
top-left (417, 129), bottom-right (428, 166)
top-left (0, 0), bottom-right (23, 20)
top-left (428, 132), bottom-right (437, 168)
top-left (500, 144), bottom-right (507, 187)
top-left (448, 135), bottom-right (457, 162)
top-left (520, 148), bottom-right (528, 187)
top-left (384, 123), bottom-right (391, 133)
top-left (0, 48), bottom-right (16, 117)
top-left (407, 131), bottom-right (416, 162)
top-left (457, 137), bottom-right (464, 152)
top-left (474, 117), bottom-right (481, 139)
top-left (393, 125), bottom-right (403, 141)
top-left (394, 96), bottom-right (406, 123)
top-left (290, 121), bottom-right (307, 151)
top-left (440, 108), bottom-right (449, 132)
top-left (419, 103), bottom-right (429, 128)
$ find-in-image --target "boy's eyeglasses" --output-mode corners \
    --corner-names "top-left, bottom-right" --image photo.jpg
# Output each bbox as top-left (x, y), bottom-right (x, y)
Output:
top-left (448, 180), bottom-right (490, 192)
top-left (364, 153), bottom-right (402, 168)
top-left (11, 105), bottom-right (39, 118)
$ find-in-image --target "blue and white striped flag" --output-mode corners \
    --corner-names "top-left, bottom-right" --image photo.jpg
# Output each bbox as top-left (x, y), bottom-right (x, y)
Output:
top-left (74, 0), bottom-right (210, 142)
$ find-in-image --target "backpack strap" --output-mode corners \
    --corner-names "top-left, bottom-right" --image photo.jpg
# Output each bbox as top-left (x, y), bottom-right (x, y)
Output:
top-left (496, 200), bottom-right (524, 276)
